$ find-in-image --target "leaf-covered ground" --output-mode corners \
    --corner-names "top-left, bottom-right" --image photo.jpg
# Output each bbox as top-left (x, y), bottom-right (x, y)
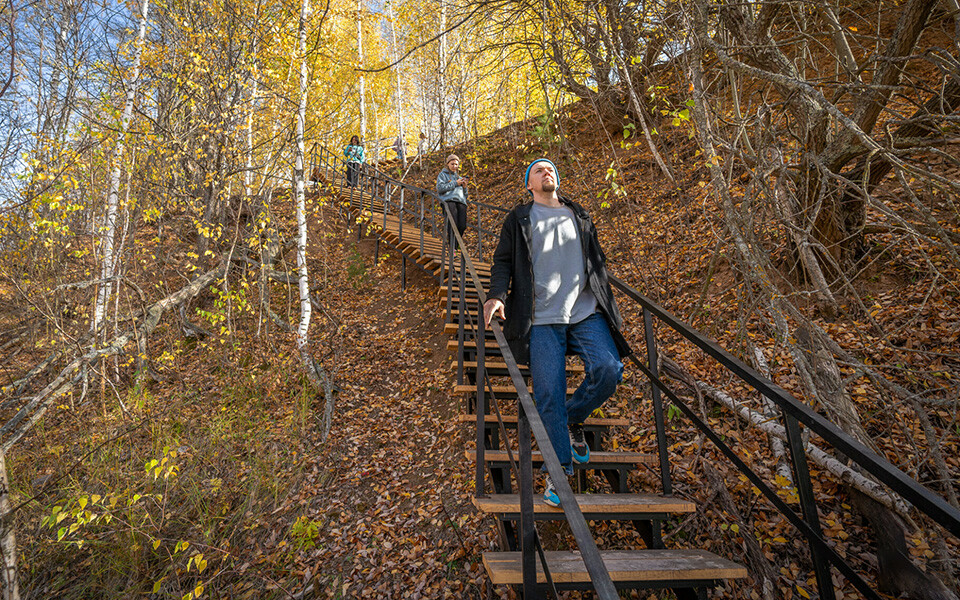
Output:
top-left (7, 97), bottom-right (958, 599)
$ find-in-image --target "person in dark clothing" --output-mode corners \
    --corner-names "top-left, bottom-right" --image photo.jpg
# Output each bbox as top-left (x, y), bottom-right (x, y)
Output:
top-left (436, 154), bottom-right (468, 243)
top-left (343, 135), bottom-right (365, 187)
top-left (483, 158), bottom-right (631, 507)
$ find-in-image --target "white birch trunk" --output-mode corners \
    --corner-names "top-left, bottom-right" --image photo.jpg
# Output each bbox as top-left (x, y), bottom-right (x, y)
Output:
top-left (91, 0), bottom-right (149, 337)
top-left (752, 346), bottom-right (792, 482)
top-left (0, 452), bottom-right (18, 600)
top-left (245, 43), bottom-right (258, 199)
top-left (294, 0), bottom-right (312, 359)
top-left (697, 381), bottom-right (911, 516)
top-left (438, 0), bottom-right (446, 146)
top-left (388, 1), bottom-right (406, 169)
top-left (357, 0), bottom-right (366, 143)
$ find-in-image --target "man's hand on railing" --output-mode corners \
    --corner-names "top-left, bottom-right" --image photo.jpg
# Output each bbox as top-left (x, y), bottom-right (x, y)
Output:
top-left (483, 298), bottom-right (505, 326)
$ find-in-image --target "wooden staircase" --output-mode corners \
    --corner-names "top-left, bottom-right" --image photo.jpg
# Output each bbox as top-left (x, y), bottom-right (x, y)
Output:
top-left (312, 151), bottom-right (747, 598)
top-left (444, 271), bottom-right (746, 597)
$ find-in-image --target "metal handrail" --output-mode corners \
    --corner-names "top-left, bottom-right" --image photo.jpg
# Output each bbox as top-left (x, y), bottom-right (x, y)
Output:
top-left (608, 275), bottom-right (960, 599)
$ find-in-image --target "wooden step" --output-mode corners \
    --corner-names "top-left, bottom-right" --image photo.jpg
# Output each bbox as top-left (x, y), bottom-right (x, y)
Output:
top-left (439, 274), bottom-right (491, 284)
top-left (466, 450), bottom-right (656, 467)
top-left (441, 301), bottom-right (484, 312)
top-left (399, 241), bottom-right (444, 255)
top-left (447, 339), bottom-right (499, 351)
top-left (456, 414), bottom-right (628, 427)
top-left (453, 361), bottom-right (585, 374)
top-left (482, 549), bottom-right (747, 586)
top-left (438, 285), bottom-right (482, 296)
top-left (454, 384), bottom-right (573, 395)
top-left (443, 307), bottom-right (485, 318)
top-left (472, 493), bottom-right (695, 519)
top-left (435, 267), bottom-right (491, 278)
top-left (444, 322), bottom-right (496, 336)
top-left (439, 291), bottom-right (482, 303)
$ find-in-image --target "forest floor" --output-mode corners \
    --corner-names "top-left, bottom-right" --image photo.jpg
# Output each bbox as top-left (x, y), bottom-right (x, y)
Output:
top-left (7, 99), bottom-right (959, 599)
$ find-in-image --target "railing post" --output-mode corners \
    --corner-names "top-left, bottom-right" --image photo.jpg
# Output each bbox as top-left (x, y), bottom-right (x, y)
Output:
top-left (476, 202), bottom-right (482, 258)
top-left (382, 180), bottom-right (389, 231)
top-left (517, 403), bottom-right (540, 599)
top-left (644, 308), bottom-right (672, 496)
top-left (443, 205), bottom-right (454, 325)
top-left (418, 191), bottom-right (425, 258)
top-left (340, 155), bottom-right (347, 208)
top-left (456, 246), bottom-right (467, 386)
top-left (367, 169), bottom-right (373, 214)
top-left (783, 414), bottom-right (837, 600)
top-left (400, 187), bottom-right (406, 291)
top-left (475, 299), bottom-right (486, 498)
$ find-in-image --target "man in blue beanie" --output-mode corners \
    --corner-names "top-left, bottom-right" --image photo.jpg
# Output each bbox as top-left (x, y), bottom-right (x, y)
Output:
top-left (483, 158), bottom-right (631, 507)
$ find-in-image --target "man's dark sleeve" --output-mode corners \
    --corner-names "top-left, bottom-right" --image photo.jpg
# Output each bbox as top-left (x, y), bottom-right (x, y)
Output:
top-left (487, 212), bottom-right (514, 302)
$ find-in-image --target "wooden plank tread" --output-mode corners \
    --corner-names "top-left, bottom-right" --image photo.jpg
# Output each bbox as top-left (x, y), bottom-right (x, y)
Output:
top-left (482, 550), bottom-right (747, 585)
top-left (447, 340), bottom-right (501, 351)
top-left (456, 414), bottom-right (629, 427)
top-left (452, 384), bottom-right (569, 395)
top-left (454, 361), bottom-right (584, 373)
top-left (472, 493), bottom-right (695, 516)
top-left (444, 323), bottom-right (490, 335)
top-left (466, 450), bottom-right (656, 466)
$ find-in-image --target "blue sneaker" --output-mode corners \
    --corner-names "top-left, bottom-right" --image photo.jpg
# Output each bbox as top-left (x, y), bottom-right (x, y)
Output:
top-left (543, 473), bottom-right (561, 507)
top-left (570, 423), bottom-right (590, 464)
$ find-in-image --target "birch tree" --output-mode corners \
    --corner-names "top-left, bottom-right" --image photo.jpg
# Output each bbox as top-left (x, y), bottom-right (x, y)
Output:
top-left (0, 452), bottom-right (18, 600)
top-left (437, 0), bottom-right (446, 146)
top-left (388, 0), bottom-right (406, 169)
top-left (357, 0), bottom-right (366, 142)
top-left (91, 0), bottom-right (149, 339)
top-left (294, 0), bottom-right (312, 367)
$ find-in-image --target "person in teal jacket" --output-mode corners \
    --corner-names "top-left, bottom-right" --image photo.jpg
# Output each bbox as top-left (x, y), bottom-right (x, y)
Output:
top-left (343, 136), bottom-right (365, 187)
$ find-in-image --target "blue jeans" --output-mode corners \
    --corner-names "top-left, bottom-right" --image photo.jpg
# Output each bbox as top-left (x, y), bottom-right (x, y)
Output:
top-left (529, 312), bottom-right (623, 474)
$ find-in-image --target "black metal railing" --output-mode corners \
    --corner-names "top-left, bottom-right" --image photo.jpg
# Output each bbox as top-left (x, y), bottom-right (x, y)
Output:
top-left (608, 276), bottom-right (960, 600)
top-left (309, 144), bottom-right (618, 598)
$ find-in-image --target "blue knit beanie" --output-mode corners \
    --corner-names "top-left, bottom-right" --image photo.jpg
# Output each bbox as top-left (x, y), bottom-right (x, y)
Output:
top-left (524, 158), bottom-right (559, 195)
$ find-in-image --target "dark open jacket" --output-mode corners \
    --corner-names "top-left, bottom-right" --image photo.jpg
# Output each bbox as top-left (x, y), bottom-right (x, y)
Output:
top-left (486, 196), bottom-right (631, 365)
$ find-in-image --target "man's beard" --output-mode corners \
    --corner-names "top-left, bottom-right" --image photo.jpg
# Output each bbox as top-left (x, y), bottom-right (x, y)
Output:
top-left (542, 180), bottom-right (557, 193)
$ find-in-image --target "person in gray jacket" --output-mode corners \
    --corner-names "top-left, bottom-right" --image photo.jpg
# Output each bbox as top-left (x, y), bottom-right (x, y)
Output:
top-left (436, 154), bottom-right (468, 242)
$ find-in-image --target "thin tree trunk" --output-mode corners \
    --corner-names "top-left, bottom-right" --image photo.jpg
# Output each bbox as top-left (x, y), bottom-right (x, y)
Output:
top-left (0, 452), bottom-right (18, 600)
top-left (245, 41), bottom-right (258, 199)
top-left (438, 0), bottom-right (446, 147)
top-left (91, 0), bottom-right (149, 338)
top-left (388, 0), bottom-right (406, 170)
top-left (294, 0), bottom-right (313, 367)
top-left (357, 0), bottom-right (366, 143)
